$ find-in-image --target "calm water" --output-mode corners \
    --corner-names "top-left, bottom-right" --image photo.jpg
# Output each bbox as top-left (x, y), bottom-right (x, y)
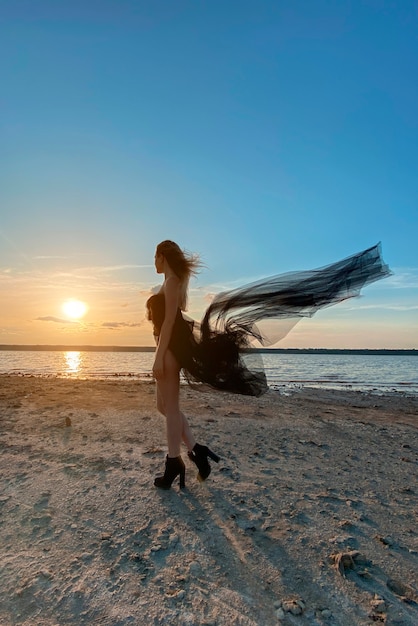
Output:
top-left (1, 350), bottom-right (417, 395)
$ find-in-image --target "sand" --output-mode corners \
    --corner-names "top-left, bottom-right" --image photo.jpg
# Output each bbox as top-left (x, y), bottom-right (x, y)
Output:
top-left (0, 374), bottom-right (417, 626)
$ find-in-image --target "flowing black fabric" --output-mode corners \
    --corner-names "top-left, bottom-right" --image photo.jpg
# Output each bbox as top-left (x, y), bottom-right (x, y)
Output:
top-left (147, 243), bottom-right (391, 397)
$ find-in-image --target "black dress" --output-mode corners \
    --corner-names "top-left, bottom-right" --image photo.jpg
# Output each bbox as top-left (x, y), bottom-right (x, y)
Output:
top-left (147, 243), bottom-right (391, 397)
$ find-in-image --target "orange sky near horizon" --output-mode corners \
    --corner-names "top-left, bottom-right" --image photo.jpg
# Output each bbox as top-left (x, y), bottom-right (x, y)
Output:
top-left (1, 270), bottom-right (414, 349)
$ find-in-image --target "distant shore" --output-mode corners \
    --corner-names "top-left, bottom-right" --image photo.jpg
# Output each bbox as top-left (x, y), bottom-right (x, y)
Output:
top-left (0, 344), bottom-right (416, 355)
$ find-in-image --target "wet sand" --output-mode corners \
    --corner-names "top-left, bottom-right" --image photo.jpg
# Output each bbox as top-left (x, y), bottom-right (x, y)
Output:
top-left (0, 375), bottom-right (417, 625)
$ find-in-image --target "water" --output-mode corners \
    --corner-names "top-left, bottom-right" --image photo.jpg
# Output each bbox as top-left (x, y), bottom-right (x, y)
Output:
top-left (1, 350), bottom-right (417, 396)
top-left (260, 352), bottom-right (418, 395)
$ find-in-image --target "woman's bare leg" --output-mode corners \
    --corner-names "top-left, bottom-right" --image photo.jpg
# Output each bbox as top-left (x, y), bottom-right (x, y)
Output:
top-left (180, 411), bottom-right (196, 452)
top-left (156, 350), bottom-right (196, 457)
top-left (157, 385), bottom-right (196, 452)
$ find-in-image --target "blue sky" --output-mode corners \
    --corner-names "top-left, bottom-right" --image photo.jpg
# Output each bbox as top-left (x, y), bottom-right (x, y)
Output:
top-left (0, 0), bottom-right (417, 348)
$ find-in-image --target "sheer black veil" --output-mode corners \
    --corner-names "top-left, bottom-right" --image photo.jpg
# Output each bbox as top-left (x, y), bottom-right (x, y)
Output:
top-left (147, 243), bottom-right (391, 397)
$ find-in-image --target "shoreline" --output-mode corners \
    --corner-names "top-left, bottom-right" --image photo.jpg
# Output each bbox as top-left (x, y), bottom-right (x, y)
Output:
top-left (1, 376), bottom-right (417, 625)
top-left (1, 372), bottom-right (417, 400)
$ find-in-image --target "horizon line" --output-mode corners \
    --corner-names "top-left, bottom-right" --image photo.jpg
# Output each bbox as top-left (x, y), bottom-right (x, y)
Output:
top-left (0, 344), bottom-right (416, 355)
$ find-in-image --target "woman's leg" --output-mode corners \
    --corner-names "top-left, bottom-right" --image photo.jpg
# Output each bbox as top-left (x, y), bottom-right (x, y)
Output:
top-left (181, 411), bottom-right (196, 452)
top-left (157, 350), bottom-right (196, 457)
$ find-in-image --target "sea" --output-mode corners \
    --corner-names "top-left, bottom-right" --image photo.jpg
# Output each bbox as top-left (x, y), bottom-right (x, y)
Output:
top-left (1, 349), bottom-right (417, 396)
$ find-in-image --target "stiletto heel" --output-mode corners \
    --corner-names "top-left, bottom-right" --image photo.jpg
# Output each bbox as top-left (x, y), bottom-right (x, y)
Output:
top-left (154, 456), bottom-right (186, 490)
top-left (179, 466), bottom-right (186, 489)
top-left (206, 448), bottom-right (220, 463)
top-left (188, 443), bottom-right (220, 481)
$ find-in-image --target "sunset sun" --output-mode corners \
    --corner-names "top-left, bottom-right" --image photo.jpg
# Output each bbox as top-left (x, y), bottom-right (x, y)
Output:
top-left (62, 299), bottom-right (88, 319)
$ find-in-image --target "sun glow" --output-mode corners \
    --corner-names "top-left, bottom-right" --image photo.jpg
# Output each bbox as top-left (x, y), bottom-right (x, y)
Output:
top-left (62, 299), bottom-right (88, 319)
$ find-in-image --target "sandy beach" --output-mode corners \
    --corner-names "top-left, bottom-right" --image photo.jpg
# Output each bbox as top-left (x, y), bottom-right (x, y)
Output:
top-left (0, 375), bottom-right (417, 626)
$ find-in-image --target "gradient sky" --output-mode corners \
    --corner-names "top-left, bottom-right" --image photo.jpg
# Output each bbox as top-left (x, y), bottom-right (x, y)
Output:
top-left (1, 1), bottom-right (417, 348)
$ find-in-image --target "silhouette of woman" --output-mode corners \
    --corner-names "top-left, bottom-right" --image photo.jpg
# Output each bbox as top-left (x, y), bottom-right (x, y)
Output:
top-left (147, 240), bottom-right (390, 489)
top-left (147, 240), bottom-right (219, 490)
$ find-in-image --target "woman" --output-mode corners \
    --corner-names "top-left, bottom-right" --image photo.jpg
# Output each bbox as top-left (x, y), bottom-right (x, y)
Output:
top-left (147, 240), bottom-right (219, 490)
top-left (148, 240), bottom-right (391, 489)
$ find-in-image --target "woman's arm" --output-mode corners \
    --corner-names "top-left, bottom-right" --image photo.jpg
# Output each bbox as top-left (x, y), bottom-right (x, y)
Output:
top-left (152, 276), bottom-right (180, 379)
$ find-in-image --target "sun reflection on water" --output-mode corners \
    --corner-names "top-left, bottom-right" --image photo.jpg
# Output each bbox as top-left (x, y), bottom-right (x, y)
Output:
top-left (64, 351), bottom-right (83, 376)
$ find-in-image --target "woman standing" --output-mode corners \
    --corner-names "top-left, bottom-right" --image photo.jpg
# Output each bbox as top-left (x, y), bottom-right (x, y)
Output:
top-left (147, 240), bottom-right (391, 489)
top-left (147, 240), bottom-right (219, 490)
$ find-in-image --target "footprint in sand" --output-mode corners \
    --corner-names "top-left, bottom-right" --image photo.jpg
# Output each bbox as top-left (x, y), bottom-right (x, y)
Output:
top-left (34, 492), bottom-right (51, 512)
top-left (387, 578), bottom-right (418, 603)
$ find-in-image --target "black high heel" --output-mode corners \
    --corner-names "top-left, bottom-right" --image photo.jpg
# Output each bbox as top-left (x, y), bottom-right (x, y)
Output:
top-left (188, 443), bottom-right (220, 481)
top-left (154, 455), bottom-right (186, 490)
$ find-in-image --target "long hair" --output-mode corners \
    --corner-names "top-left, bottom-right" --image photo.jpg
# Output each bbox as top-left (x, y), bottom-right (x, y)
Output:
top-left (156, 240), bottom-right (201, 310)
